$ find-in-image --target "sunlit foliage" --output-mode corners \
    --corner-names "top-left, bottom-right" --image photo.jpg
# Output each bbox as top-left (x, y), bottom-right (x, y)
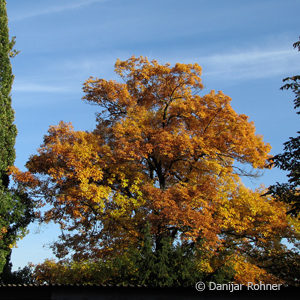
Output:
top-left (11, 56), bottom-right (299, 285)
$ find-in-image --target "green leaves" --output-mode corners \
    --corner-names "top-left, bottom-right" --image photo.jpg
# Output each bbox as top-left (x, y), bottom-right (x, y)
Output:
top-left (0, 0), bottom-right (33, 278)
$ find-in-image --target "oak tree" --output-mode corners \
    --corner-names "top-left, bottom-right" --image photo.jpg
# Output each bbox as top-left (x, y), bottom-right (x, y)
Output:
top-left (11, 56), bottom-right (299, 284)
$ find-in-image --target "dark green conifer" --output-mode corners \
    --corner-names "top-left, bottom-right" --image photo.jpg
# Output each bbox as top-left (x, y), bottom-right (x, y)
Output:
top-left (0, 0), bottom-right (34, 277)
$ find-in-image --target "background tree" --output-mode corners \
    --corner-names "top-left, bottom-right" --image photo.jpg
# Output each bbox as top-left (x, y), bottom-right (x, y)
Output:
top-left (0, 0), bottom-right (34, 279)
top-left (268, 37), bottom-right (300, 216)
top-left (11, 56), bottom-right (299, 285)
top-left (33, 224), bottom-right (232, 287)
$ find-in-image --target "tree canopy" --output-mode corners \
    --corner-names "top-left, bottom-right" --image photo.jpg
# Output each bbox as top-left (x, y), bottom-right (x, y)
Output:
top-left (10, 56), bottom-right (300, 285)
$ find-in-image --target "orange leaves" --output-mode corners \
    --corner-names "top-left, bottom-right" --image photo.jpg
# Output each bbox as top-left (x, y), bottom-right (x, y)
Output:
top-left (8, 165), bottom-right (39, 188)
top-left (143, 179), bottom-right (221, 248)
top-left (86, 56), bottom-right (203, 113)
top-left (10, 56), bottom-right (298, 276)
top-left (84, 56), bottom-right (270, 176)
top-left (83, 79), bottom-right (131, 118)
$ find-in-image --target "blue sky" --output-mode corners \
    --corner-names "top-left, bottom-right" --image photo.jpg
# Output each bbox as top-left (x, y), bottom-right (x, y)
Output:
top-left (6, 0), bottom-right (299, 270)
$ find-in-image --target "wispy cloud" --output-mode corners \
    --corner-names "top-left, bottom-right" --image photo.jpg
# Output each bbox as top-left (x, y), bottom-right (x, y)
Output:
top-left (12, 0), bottom-right (107, 22)
top-left (68, 48), bottom-right (299, 83)
top-left (12, 48), bottom-right (299, 95)
top-left (13, 82), bottom-right (75, 93)
top-left (197, 48), bottom-right (299, 81)
top-left (47, 48), bottom-right (299, 87)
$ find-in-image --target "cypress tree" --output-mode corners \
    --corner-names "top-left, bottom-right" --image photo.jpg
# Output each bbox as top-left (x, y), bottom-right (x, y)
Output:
top-left (0, 0), bottom-right (17, 273)
top-left (0, 1), bottom-right (16, 175)
top-left (0, 0), bottom-right (34, 278)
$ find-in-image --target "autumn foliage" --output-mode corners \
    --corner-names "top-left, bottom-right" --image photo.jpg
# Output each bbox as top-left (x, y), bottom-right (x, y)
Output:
top-left (10, 56), bottom-right (299, 285)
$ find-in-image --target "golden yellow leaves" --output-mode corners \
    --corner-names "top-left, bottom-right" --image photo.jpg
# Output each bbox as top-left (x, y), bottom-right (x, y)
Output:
top-left (232, 256), bottom-right (280, 284)
top-left (0, 227), bottom-right (7, 241)
top-left (10, 56), bottom-right (298, 276)
top-left (0, 227), bottom-right (7, 234)
top-left (216, 181), bottom-right (289, 239)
